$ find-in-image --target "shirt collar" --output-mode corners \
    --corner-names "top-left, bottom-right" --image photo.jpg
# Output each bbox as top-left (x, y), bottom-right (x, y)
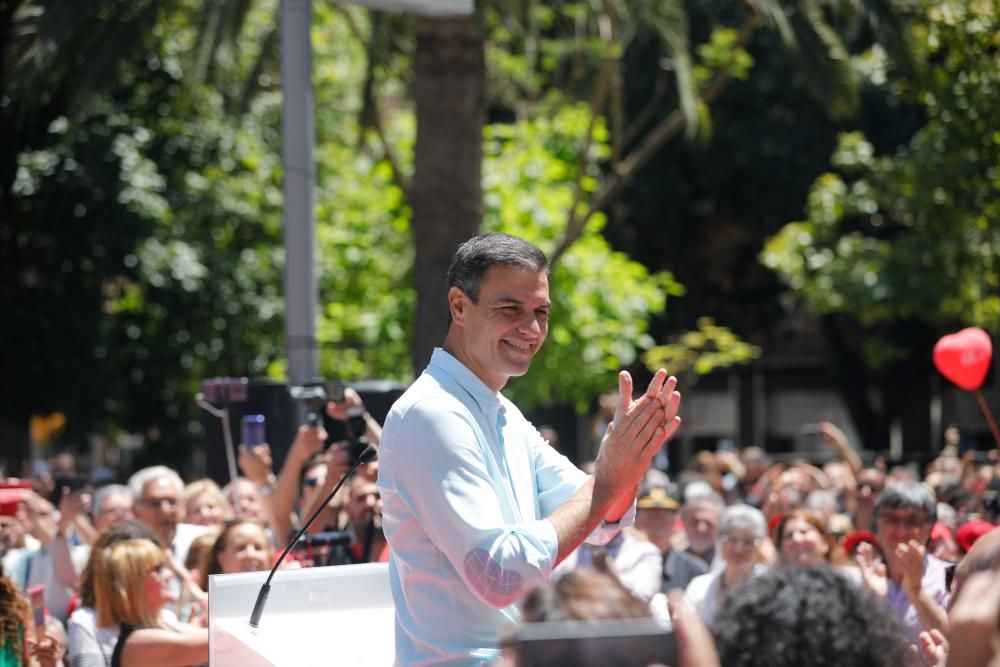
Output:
top-left (429, 347), bottom-right (504, 416)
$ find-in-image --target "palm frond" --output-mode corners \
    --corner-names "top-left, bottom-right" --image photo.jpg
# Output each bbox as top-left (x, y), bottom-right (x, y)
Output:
top-left (753, 0), bottom-right (859, 120)
top-left (5, 0), bottom-right (166, 114)
top-left (626, 0), bottom-right (697, 138)
top-left (855, 0), bottom-right (915, 76)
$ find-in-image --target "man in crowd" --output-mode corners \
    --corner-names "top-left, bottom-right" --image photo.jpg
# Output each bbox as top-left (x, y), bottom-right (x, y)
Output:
top-left (853, 467), bottom-right (886, 532)
top-left (680, 484), bottom-right (723, 568)
top-left (858, 480), bottom-right (949, 643)
top-left (634, 487), bottom-right (708, 592)
top-left (378, 233), bottom-right (682, 664)
top-left (344, 472), bottom-right (388, 563)
top-left (128, 465), bottom-right (208, 563)
top-left (5, 492), bottom-right (88, 621)
top-left (90, 484), bottom-right (134, 535)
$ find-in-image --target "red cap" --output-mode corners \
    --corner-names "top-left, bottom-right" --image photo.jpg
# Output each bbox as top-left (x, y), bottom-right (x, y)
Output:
top-left (955, 521), bottom-right (996, 553)
top-left (842, 530), bottom-right (880, 555)
top-left (0, 479), bottom-right (32, 517)
top-left (929, 522), bottom-right (953, 542)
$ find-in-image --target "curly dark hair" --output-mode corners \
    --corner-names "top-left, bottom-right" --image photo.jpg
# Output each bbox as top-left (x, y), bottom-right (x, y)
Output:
top-left (0, 566), bottom-right (29, 658)
top-left (713, 565), bottom-right (909, 667)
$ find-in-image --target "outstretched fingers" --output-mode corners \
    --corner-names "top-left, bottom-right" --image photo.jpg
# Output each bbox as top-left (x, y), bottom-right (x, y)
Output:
top-left (644, 368), bottom-right (668, 400)
top-left (614, 371), bottom-right (633, 424)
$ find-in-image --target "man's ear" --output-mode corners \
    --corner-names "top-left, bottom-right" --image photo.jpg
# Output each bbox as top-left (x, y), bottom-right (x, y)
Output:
top-left (448, 286), bottom-right (467, 325)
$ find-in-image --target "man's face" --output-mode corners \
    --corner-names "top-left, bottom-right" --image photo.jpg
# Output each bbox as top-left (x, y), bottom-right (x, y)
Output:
top-left (449, 265), bottom-right (550, 391)
top-left (0, 515), bottom-right (21, 554)
top-left (93, 491), bottom-right (134, 534)
top-left (856, 470), bottom-right (885, 506)
top-left (229, 479), bottom-right (264, 521)
top-left (876, 506), bottom-right (931, 556)
top-left (299, 463), bottom-right (328, 514)
top-left (681, 501), bottom-right (720, 555)
top-left (134, 477), bottom-right (182, 543)
top-left (25, 495), bottom-right (56, 540)
top-left (346, 479), bottom-right (381, 531)
top-left (634, 508), bottom-right (677, 553)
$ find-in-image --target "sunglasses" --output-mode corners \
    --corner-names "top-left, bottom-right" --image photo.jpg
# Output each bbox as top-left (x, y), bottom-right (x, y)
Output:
top-left (303, 477), bottom-right (321, 489)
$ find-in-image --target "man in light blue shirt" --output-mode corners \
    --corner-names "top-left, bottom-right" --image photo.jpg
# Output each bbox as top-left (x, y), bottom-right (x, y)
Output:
top-left (378, 233), bottom-right (682, 665)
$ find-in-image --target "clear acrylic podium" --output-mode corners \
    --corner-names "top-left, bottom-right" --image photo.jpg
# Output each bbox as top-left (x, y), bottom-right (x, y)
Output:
top-left (208, 562), bottom-right (395, 666)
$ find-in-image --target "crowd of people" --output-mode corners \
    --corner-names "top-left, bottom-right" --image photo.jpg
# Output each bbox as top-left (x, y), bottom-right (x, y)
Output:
top-left (502, 421), bottom-right (1000, 666)
top-left (0, 387), bottom-right (386, 666)
top-left (3, 412), bottom-right (996, 666)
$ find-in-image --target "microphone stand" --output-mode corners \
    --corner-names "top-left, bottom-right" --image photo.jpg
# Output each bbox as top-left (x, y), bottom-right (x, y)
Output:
top-left (249, 443), bottom-right (377, 628)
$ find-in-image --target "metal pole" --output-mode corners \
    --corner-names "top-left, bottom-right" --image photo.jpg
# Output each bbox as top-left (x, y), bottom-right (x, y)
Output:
top-left (281, 0), bottom-right (318, 387)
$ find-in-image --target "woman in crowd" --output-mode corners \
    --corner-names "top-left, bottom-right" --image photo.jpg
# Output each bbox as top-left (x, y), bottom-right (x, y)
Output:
top-left (92, 538), bottom-right (207, 667)
top-left (684, 504), bottom-right (768, 625)
top-left (773, 509), bottom-right (850, 568)
top-left (200, 520), bottom-right (271, 590)
top-left (68, 521), bottom-right (159, 667)
top-left (0, 564), bottom-right (29, 667)
top-left (181, 480), bottom-right (231, 529)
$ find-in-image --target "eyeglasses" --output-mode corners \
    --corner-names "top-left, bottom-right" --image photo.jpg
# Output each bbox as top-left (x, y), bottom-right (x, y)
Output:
top-left (858, 482), bottom-right (884, 493)
top-left (876, 512), bottom-right (927, 530)
top-left (141, 497), bottom-right (179, 509)
top-left (721, 535), bottom-right (762, 550)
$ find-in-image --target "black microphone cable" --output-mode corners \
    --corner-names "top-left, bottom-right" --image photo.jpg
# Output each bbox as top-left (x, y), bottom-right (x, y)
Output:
top-left (249, 443), bottom-right (377, 628)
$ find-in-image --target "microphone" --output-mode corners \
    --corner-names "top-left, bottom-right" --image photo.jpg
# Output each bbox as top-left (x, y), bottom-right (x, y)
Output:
top-left (249, 443), bottom-right (377, 628)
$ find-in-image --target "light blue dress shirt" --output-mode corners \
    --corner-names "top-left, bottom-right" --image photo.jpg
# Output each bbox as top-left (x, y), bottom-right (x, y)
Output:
top-left (378, 348), bottom-right (634, 666)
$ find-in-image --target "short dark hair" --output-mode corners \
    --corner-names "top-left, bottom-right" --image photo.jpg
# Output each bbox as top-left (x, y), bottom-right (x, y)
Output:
top-left (713, 565), bottom-right (909, 667)
top-left (447, 233), bottom-right (548, 303)
top-left (874, 480), bottom-right (937, 524)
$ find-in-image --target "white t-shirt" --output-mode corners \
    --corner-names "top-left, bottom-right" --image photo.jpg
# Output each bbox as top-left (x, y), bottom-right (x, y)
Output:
top-left (67, 607), bottom-right (119, 667)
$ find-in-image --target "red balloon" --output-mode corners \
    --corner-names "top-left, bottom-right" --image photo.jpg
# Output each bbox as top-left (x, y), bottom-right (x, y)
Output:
top-left (933, 327), bottom-right (993, 391)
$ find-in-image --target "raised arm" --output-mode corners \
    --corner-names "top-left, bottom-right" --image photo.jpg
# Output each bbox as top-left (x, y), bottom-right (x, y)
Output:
top-left (552, 370), bottom-right (681, 562)
top-left (818, 422), bottom-right (863, 477)
top-left (271, 424), bottom-right (326, 541)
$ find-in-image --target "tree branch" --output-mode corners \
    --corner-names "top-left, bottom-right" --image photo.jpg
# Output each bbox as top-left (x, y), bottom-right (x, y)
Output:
top-left (550, 4), bottom-right (761, 267)
top-left (339, 6), bottom-right (413, 204)
top-left (621, 68), bottom-right (669, 147)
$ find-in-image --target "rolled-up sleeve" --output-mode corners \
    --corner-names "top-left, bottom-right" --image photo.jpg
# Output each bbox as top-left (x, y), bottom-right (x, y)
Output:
top-left (530, 431), bottom-right (635, 546)
top-left (388, 400), bottom-right (558, 609)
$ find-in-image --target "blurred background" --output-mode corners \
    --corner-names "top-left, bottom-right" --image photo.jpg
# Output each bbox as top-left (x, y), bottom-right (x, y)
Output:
top-left (1, 0), bottom-right (997, 481)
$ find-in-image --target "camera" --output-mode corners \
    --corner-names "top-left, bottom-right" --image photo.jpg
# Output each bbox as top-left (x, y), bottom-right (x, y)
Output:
top-left (288, 381), bottom-right (347, 426)
top-left (344, 406), bottom-right (371, 461)
top-left (288, 381), bottom-right (371, 462)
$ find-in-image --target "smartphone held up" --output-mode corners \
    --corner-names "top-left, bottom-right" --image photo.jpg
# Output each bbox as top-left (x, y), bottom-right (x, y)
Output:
top-left (241, 414), bottom-right (267, 446)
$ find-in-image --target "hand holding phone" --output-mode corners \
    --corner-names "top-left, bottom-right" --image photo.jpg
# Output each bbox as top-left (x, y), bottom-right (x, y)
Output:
top-left (28, 584), bottom-right (45, 639)
top-left (241, 414), bottom-right (267, 446)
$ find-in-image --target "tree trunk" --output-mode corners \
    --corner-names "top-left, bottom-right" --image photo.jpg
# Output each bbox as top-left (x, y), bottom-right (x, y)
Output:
top-left (409, 15), bottom-right (485, 375)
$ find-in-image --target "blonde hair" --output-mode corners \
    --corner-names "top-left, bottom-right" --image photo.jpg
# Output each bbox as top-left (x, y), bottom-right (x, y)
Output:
top-left (93, 538), bottom-right (168, 629)
top-left (183, 479), bottom-right (234, 522)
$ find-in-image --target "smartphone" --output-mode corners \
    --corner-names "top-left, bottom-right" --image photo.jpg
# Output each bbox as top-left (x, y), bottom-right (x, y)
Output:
top-left (241, 414), bottom-right (267, 446)
top-left (28, 584), bottom-right (45, 638)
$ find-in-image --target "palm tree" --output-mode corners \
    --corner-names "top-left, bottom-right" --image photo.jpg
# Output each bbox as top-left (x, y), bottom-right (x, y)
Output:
top-left (399, 0), bottom-right (915, 371)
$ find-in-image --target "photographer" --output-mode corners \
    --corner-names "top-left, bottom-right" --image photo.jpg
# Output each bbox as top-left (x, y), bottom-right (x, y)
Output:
top-left (270, 387), bottom-right (381, 548)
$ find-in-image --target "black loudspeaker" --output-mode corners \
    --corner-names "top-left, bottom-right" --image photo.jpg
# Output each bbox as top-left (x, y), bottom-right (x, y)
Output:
top-left (203, 379), bottom-right (408, 488)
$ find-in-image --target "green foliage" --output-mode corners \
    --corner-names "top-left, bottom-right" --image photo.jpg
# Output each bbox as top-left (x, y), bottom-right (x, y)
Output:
top-left (642, 317), bottom-right (760, 384)
top-left (693, 27), bottom-right (754, 88)
top-left (762, 0), bottom-right (1000, 365)
top-left (481, 104), bottom-right (683, 411)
